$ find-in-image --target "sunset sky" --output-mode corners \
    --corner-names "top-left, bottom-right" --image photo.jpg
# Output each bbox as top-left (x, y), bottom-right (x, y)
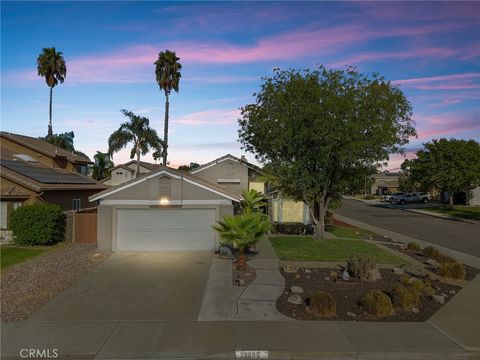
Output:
top-left (2, 1), bottom-right (479, 170)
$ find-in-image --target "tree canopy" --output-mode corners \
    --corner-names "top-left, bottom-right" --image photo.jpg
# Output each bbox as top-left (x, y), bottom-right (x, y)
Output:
top-left (238, 66), bottom-right (415, 237)
top-left (402, 138), bottom-right (480, 205)
top-left (41, 131), bottom-right (91, 161)
top-left (92, 151), bottom-right (114, 180)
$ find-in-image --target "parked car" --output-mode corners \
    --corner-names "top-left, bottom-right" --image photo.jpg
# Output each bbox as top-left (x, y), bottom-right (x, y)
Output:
top-left (390, 192), bottom-right (419, 205)
top-left (415, 192), bottom-right (431, 203)
top-left (384, 192), bottom-right (404, 202)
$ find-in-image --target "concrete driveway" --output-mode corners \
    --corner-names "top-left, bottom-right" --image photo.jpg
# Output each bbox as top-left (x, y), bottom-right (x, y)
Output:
top-left (28, 251), bottom-right (213, 322)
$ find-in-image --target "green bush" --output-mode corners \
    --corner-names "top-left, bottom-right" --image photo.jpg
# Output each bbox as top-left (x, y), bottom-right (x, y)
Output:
top-left (308, 291), bottom-right (336, 318)
top-left (391, 283), bottom-right (420, 310)
top-left (407, 242), bottom-right (421, 251)
top-left (360, 289), bottom-right (393, 317)
top-left (10, 203), bottom-right (66, 246)
top-left (363, 194), bottom-right (375, 200)
top-left (347, 255), bottom-right (376, 281)
top-left (271, 222), bottom-right (314, 235)
top-left (439, 261), bottom-right (465, 279)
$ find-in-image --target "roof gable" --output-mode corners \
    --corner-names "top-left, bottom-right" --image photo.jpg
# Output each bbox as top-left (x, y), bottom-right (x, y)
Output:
top-left (190, 154), bottom-right (262, 175)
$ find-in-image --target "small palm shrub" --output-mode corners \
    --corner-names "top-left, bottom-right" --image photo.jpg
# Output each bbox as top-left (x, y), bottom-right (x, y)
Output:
top-left (360, 289), bottom-right (393, 317)
top-left (391, 283), bottom-right (420, 310)
top-left (347, 255), bottom-right (376, 281)
top-left (439, 261), bottom-right (465, 279)
top-left (407, 242), bottom-right (420, 251)
top-left (308, 291), bottom-right (336, 318)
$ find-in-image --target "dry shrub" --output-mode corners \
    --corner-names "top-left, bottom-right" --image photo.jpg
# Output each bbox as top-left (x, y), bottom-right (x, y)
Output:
top-left (423, 246), bottom-right (440, 259)
top-left (347, 255), bottom-right (376, 281)
top-left (435, 253), bottom-right (456, 264)
top-left (392, 283), bottom-right (420, 310)
top-left (309, 291), bottom-right (336, 318)
top-left (360, 289), bottom-right (393, 317)
top-left (439, 261), bottom-right (465, 279)
top-left (407, 242), bottom-right (421, 251)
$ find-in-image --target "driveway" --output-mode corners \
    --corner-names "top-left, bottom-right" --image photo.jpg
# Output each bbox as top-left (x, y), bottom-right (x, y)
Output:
top-left (336, 199), bottom-right (480, 256)
top-left (28, 251), bottom-right (213, 321)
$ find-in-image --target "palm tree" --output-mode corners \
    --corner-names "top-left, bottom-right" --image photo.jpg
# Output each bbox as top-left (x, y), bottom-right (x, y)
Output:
top-left (108, 109), bottom-right (163, 177)
top-left (92, 152), bottom-right (114, 180)
top-left (240, 189), bottom-right (266, 214)
top-left (213, 212), bottom-right (271, 270)
top-left (154, 50), bottom-right (182, 166)
top-left (37, 47), bottom-right (67, 138)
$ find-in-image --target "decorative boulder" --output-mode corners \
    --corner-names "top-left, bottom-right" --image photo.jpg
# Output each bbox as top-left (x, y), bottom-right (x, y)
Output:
top-left (290, 286), bottom-right (304, 294)
top-left (287, 294), bottom-right (303, 305)
top-left (219, 246), bottom-right (233, 257)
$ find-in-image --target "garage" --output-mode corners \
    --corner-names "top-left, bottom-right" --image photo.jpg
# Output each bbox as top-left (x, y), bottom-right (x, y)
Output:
top-left (116, 208), bottom-right (216, 251)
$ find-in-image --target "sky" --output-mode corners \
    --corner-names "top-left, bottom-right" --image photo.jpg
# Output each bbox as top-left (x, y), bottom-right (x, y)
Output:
top-left (1, 1), bottom-right (479, 170)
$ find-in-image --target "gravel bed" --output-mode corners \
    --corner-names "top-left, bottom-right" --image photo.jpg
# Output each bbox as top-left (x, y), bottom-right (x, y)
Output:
top-left (1, 243), bottom-right (108, 321)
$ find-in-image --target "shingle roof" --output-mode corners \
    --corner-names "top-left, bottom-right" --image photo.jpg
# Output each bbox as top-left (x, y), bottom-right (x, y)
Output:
top-left (116, 160), bottom-right (161, 172)
top-left (190, 154), bottom-right (263, 174)
top-left (0, 132), bottom-right (92, 164)
top-left (90, 166), bottom-right (241, 202)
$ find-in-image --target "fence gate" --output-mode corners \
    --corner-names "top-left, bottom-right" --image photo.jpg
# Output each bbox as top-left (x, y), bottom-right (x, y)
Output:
top-left (74, 212), bottom-right (97, 244)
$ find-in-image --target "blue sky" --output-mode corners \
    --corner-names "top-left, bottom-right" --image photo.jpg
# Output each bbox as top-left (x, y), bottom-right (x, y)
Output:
top-left (1, 1), bottom-right (479, 169)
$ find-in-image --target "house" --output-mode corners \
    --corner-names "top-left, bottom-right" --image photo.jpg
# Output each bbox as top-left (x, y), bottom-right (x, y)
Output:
top-left (469, 187), bottom-right (480, 206)
top-left (0, 132), bottom-right (107, 230)
top-left (90, 167), bottom-right (240, 252)
top-left (268, 190), bottom-right (311, 224)
top-left (101, 160), bottom-right (160, 186)
top-left (370, 171), bottom-right (401, 195)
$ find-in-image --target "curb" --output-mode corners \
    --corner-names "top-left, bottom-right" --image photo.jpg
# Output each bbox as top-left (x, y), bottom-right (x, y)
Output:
top-left (404, 209), bottom-right (479, 225)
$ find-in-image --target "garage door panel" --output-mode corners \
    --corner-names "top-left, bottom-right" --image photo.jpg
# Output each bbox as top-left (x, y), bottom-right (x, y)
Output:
top-left (116, 209), bottom-right (216, 251)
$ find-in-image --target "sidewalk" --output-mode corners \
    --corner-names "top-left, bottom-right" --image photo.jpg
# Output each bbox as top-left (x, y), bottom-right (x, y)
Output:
top-left (405, 208), bottom-right (479, 225)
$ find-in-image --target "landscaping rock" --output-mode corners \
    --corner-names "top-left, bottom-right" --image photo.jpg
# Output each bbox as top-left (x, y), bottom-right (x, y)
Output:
top-left (346, 311), bottom-right (357, 318)
top-left (368, 268), bottom-right (382, 282)
top-left (329, 271), bottom-right (338, 279)
top-left (295, 274), bottom-right (301, 279)
top-left (432, 283), bottom-right (442, 291)
top-left (304, 269), bottom-right (312, 273)
top-left (283, 265), bottom-right (298, 273)
top-left (412, 307), bottom-right (420, 314)
top-left (449, 290), bottom-right (456, 295)
top-left (324, 276), bottom-right (330, 281)
top-left (404, 265), bottom-right (424, 277)
top-left (432, 294), bottom-right (446, 304)
top-left (425, 259), bottom-right (440, 269)
top-left (342, 269), bottom-right (350, 280)
top-left (287, 294), bottom-right (303, 305)
top-left (219, 246), bottom-right (233, 257)
top-left (290, 286), bottom-right (304, 294)
top-left (441, 293), bottom-right (448, 298)
top-left (393, 267), bottom-right (404, 275)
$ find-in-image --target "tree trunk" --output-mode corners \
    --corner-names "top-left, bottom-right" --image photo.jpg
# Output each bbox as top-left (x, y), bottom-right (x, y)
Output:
top-left (449, 192), bottom-right (454, 206)
top-left (48, 87), bottom-right (53, 138)
top-left (136, 150), bottom-right (140, 177)
top-left (162, 91), bottom-right (170, 166)
top-left (235, 248), bottom-right (247, 271)
top-left (308, 194), bottom-right (329, 240)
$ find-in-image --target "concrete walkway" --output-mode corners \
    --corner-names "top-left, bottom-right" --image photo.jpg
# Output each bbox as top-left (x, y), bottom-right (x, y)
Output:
top-left (405, 208), bottom-right (479, 225)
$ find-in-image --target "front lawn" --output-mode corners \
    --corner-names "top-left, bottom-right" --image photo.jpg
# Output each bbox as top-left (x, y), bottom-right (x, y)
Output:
top-left (0, 246), bottom-right (49, 270)
top-left (269, 236), bottom-right (404, 264)
top-left (425, 206), bottom-right (480, 221)
top-left (329, 225), bottom-right (380, 239)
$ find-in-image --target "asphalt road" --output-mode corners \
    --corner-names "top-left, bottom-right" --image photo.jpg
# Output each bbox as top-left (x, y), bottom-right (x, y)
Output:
top-left (336, 199), bottom-right (480, 257)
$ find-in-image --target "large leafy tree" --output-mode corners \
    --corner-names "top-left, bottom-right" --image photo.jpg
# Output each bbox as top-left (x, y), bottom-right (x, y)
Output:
top-left (402, 138), bottom-right (480, 205)
top-left (154, 50), bottom-right (182, 166)
top-left (239, 66), bottom-right (415, 238)
top-left (108, 109), bottom-right (163, 177)
top-left (41, 131), bottom-right (91, 161)
top-left (92, 151), bottom-right (114, 180)
top-left (37, 47), bottom-right (67, 138)
top-left (177, 162), bottom-right (200, 171)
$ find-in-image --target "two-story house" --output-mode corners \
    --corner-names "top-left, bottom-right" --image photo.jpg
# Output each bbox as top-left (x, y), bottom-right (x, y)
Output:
top-left (101, 160), bottom-right (160, 186)
top-left (0, 132), bottom-right (107, 230)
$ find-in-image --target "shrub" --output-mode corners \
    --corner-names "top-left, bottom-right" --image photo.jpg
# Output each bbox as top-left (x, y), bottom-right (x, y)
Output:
top-left (347, 255), bottom-right (376, 281)
top-left (422, 246), bottom-right (439, 259)
top-left (271, 222), bottom-right (314, 235)
top-left (391, 283), bottom-right (420, 310)
top-left (10, 203), bottom-right (66, 246)
top-left (360, 289), bottom-right (393, 317)
top-left (438, 261), bottom-right (465, 279)
top-left (308, 291), bottom-right (336, 318)
top-left (435, 253), bottom-right (455, 264)
top-left (363, 194), bottom-right (375, 200)
top-left (407, 242), bottom-right (421, 251)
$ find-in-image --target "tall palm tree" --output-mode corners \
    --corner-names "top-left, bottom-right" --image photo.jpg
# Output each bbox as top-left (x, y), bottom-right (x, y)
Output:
top-left (108, 109), bottom-right (163, 177)
top-left (154, 50), bottom-right (182, 166)
top-left (92, 151), bottom-right (114, 180)
top-left (37, 47), bottom-right (67, 138)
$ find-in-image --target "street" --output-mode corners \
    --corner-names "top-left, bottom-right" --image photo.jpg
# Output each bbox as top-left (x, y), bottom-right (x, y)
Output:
top-left (336, 199), bottom-right (480, 256)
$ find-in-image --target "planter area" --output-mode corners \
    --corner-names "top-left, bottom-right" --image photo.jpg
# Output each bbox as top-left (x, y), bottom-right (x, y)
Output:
top-left (276, 266), bottom-right (461, 321)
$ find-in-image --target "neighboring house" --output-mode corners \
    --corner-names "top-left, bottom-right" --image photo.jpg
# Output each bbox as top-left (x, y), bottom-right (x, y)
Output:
top-left (370, 171), bottom-right (401, 195)
top-left (0, 134), bottom-right (107, 230)
top-left (90, 167), bottom-right (240, 252)
top-left (101, 160), bottom-right (160, 186)
top-left (268, 190), bottom-right (311, 224)
top-left (469, 187), bottom-right (480, 206)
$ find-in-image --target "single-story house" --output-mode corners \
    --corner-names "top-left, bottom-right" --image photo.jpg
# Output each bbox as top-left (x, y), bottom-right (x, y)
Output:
top-left (101, 160), bottom-right (160, 186)
top-left (90, 167), bottom-right (240, 252)
top-left (370, 171), bottom-right (401, 195)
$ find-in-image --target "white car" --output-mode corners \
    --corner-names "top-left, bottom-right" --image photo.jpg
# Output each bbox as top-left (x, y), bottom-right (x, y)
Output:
top-left (384, 192), bottom-right (404, 202)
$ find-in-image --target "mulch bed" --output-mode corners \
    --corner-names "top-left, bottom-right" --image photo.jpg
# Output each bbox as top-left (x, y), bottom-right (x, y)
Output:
top-left (277, 267), bottom-right (461, 322)
top-left (232, 263), bottom-right (256, 287)
top-left (384, 244), bottom-right (480, 281)
top-left (0, 243), bottom-right (108, 321)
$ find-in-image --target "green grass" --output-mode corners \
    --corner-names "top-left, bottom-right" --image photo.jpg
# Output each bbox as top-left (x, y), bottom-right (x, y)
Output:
top-left (329, 225), bottom-right (380, 239)
top-left (0, 246), bottom-right (49, 270)
top-left (269, 236), bottom-right (405, 264)
top-left (426, 206), bottom-right (480, 221)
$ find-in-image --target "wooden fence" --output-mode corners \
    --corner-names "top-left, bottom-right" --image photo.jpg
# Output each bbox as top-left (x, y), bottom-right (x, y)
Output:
top-left (73, 212), bottom-right (97, 244)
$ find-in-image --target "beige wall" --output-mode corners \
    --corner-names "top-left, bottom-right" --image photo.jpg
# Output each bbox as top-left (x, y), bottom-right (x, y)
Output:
top-left (271, 197), bottom-right (309, 224)
top-left (110, 168), bottom-right (134, 186)
top-left (192, 159), bottom-right (249, 196)
top-left (249, 181), bottom-right (265, 193)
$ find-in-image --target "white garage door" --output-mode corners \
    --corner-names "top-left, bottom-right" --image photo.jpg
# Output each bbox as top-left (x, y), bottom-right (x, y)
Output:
top-left (116, 209), bottom-right (216, 251)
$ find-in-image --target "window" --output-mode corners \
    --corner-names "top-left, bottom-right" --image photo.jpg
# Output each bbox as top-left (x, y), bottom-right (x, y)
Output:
top-left (116, 171), bottom-right (123, 175)
top-left (76, 164), bottom-right (87, 175)
top-left (72, 199), bottom-right (81, 211)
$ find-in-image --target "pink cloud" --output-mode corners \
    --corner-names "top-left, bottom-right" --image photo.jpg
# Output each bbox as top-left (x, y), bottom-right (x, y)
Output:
top-left (415, 112), bottom-right (480, 139)
top-left (174, 109), bottom-right (240, 126)
top-left (394, 73), bottom-right (480, 91)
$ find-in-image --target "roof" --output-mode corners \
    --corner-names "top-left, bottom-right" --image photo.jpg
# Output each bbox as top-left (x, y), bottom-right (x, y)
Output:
top-left (372, 171), bottom-right (401, 178)
top-left (190, 154), bottom-right (262, 175)
top-left (115, 160), bottom-right (161, 172)
top-left (90, 166), bottom-right (241, 202)
top-left (0, 132), bottom-right (92, 164)
top-left (0, 161), bottom-right (108, 192)
top-left (0, 186), bottom-right (31, 200)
